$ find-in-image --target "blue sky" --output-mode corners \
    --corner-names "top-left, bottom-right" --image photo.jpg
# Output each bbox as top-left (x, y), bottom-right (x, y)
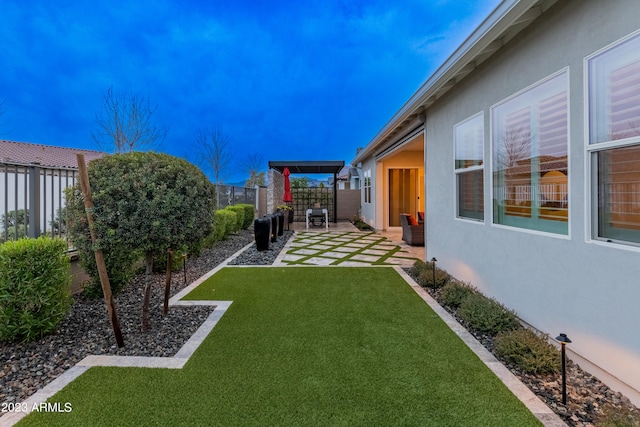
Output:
top-left (1, 0), bottom-right (500, 183)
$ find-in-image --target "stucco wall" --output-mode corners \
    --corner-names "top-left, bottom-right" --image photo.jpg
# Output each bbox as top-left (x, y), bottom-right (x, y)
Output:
top-left (424, 0), bottom-right (640, 400)
top-left (336, 189), bottom-right (360, 220)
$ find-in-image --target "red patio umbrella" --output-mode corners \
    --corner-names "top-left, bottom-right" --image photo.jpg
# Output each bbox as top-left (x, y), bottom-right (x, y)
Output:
top-left (283, 167), bottom-right (292, 203)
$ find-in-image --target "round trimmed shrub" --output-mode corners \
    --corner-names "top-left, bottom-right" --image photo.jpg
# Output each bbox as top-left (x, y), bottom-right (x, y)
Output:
top-left (238, 204), bottom-right (255, 229)
top-left (226, 205), bottom-right (245, 232)
top-left (440, 281), bottom-right (478, 309)
top-left (494, 328), bottom-right (560, 374)
top-left (0, 237), bottom-right (72, 342)
top-left (66, 152), bottom-right (215, 296)
top-left (418, 268), bottom-right (450, 289)
top-left (213, 209), bottom-right (236, 240)
top-left (410, 259), bottom-right (431, 277)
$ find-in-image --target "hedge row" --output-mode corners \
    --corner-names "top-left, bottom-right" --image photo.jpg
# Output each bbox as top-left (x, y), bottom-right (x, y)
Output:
top-left (209, 204), bottom-right (255, 246)
top-left (0, 237), bottom-right (72, 342)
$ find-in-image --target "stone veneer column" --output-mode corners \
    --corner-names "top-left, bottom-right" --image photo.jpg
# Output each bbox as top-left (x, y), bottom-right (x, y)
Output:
top-left (267, 169), bottom-right (285, 215)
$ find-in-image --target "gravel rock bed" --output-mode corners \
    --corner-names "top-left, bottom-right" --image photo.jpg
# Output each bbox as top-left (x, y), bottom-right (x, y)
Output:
top-left (418, 279), bottom-right (640, 427)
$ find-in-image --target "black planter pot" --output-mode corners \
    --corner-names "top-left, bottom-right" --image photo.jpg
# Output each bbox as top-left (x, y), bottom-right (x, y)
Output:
top-left (268, 214), bottom-right (278, 242)
top-left (254, 217), bottom-right (271, 251)
top-left (276, 211), bottom-right (285, 236)
top-left (288, 210), bottom-right (294, 224)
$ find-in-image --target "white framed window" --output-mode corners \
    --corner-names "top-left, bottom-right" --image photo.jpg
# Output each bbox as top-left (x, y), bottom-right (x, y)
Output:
top-left (492, 70), bottom-right (569, 235)
top-left (587, 31), bottom-right (640, 246)
top-left (454, 113), bottom-right (484, 221)
top-left (363, 169), bottom-right (372, 204)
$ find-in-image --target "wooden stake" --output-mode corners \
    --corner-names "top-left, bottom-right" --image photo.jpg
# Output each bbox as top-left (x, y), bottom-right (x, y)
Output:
top-left (141, 252), bottom-right (153, 331)
top-left (163, 248), bottom-right (173, 316)
top-left (76, 154), bottom-right (124, 348)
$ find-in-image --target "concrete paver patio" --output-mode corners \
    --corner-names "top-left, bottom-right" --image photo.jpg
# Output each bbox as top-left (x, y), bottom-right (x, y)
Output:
top-left (274, 221), bottom-right (424, 267)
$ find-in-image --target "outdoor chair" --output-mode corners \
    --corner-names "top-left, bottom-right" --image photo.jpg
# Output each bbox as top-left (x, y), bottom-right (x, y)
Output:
top-left (400, 213), bottom-right (424, 246)
top-left (309, 207), bottom-right (326, 226)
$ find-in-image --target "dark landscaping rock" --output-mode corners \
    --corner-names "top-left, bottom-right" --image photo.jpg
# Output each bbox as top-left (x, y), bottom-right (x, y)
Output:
top-left (405, 268), bottom-right (640, 427)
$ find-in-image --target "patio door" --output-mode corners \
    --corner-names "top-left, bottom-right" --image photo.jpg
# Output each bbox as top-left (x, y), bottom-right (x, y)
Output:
top-left (389, 168), bottom-right (420, 227)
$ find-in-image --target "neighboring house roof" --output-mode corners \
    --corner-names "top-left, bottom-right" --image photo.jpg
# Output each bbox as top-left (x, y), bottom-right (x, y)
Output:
top-left (0, 140), bottom-right (107, 169)
top-left (352, 0), bottom-right (557, 165)
top-left (335, 166), bottom-right (361, 181)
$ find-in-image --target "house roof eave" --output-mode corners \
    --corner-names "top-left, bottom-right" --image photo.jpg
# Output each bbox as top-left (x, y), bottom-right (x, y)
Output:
top-left (352, 0), bottom-right (556, 166)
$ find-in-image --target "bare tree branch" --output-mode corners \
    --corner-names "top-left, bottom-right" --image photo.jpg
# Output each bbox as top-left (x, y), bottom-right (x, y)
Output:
top-left (240, 153), bottom-right (265, 187)
top-left (92, 86), bottom-right (167, 153)
top-left (0, 100), bottom-right (11, 136)
top-left (194, 127), bottom-right (233, 185)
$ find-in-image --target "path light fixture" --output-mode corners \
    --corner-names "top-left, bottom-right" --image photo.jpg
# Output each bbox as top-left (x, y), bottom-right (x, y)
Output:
top-left (430, 257), bottom-right (437, 287)
top-left (556, 333), bottom-right (572, 405)
top-left (182, 253), bottom-right (188, 285)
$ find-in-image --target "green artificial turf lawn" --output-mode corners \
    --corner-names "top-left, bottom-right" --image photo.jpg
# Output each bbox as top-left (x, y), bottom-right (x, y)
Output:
top-left (19, 267), bottom-right (541, 426)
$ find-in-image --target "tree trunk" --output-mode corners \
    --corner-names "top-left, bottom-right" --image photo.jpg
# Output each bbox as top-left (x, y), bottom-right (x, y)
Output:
top-left (141, 252), bottom-right (153, 331)
top-left (163, 249), bottom-right (173, 316)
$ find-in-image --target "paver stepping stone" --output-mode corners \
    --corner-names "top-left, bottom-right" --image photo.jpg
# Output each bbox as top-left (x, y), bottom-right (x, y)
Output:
top-left (386, 257), bottom-right (418, 266)
top-left (281, 254), bottom-right (306, 262)
top-left (339, 260), bottom-right (375, 266)
top-left (319, 240), bottom-right (341, 246)
top-left (361, 249), bottom-right (389, 256)
top-left (351, 254), bottom-right (380, 262)
top-left (322, 251), bottom-right (348, 259)
top-left (309, 244), bottom-right (334, 250)
top-left (331, 246), bottom-right (359, 253)
top-left (292, 248), bottom-right (321, 255)
top-left (344, 242), bottom-right (369, 248)
top-left (303, 257), bottom-right (336, 266)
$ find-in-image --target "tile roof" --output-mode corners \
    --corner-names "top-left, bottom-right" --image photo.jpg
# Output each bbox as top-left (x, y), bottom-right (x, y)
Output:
top-left (0, 140), bottom-right (107, 169)
top-left (336, 165), bottom-right (351, 180)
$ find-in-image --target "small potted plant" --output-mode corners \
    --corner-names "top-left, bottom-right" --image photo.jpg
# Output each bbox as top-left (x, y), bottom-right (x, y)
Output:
top-left (277, 205), bottom-right (294, 223)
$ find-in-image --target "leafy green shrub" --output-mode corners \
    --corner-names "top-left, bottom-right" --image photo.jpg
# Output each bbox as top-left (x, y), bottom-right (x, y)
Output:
top-left (213, 209), bottom-right (236, 240)
top-left (410, 259), bottom-right (435, 277)
top-left (440, 281), bottom-right (477, 309)
top-left (0, 237), bottom-right (72, 342)
top-left (351, 217), bottom-right (373, 231)
top-left (153, 247), bottom-right (187, 273)
top-left (226, 205), bottom-right (245, 232)
top-left (418, 268), bottom-right (450, 289)
top-left (597, 403), bottom-right (640, 427)
top-left (238, 204), bottom-right (255, 229)
top-left (494, 328), bottom-right (560, 374)
top-left (66, 152), bottom-right (215, 297)
top-left (457, 293), bottom-right (520, 335)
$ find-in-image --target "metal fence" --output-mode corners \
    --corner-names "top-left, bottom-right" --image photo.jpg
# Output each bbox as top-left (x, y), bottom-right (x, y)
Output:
top-left (0, 161), bottom-right (257, 244)
top-left (212, 184), bottom-right (257, 210)
top-left (1, 162), bottom-right (78, 243)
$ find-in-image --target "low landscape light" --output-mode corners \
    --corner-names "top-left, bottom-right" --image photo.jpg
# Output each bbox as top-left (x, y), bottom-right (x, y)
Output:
top-left (556, 333), bottom-right (572, 405)
top-left (430, 257), bottom-right (437, 286)
top-left (182, 253), bottom-right (188, 285)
